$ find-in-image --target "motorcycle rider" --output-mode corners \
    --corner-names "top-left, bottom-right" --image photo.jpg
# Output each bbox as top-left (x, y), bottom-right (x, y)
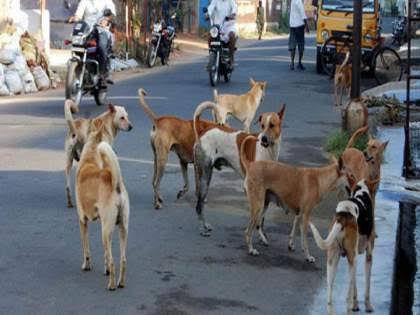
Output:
top-left (207, 0), bottom-right (238, 70)
top-left (68, 0), bottom-right (116, 84)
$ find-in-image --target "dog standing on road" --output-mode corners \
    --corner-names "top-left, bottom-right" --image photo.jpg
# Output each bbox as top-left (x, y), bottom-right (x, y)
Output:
top-left (240, 135), bottom-right (345, 262)
top-left (310, 176), bottom-right (379, 314)
top-left (137, 88), bottom-right (220, 209)
top-left (64, 100), bottom-right (132, 208)
top-left (334, 51), bottom-right (351, 106)
top-left (213, 78), bottom-right (267, 132)
top-left (193, 102), bottom-right (286, 236)
top-left (75, 115), bottom-right (131, 291)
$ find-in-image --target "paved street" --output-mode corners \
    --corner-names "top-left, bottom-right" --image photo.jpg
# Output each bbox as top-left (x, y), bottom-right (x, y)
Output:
top-left (0, 35), bottom-right (395, 314)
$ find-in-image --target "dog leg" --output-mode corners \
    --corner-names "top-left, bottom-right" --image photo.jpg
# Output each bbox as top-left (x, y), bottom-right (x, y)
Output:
top-left (117, 198), bottom-right (129, 289)
top-left (101, 215), bottom-right (116, 291)
top-left (243, 118), bottom-right (252, 133)
top-left (152, 140), bottom-right (168, 209)
top-left (365, 242), bottom-right (374, 312)
top-left (79, 219), bottom-right (91, 271)
top-left (176, 160), bottom-right (189, 200)
top-left (257, 199), bottom-right (270, 246)
top-left (194, 149), bottom-right (213, 236)
top-left (288, 214), bottom-right (301, 251)
top-left (327, 245), bottom-right (340, 315)
top-left (245, 199), bottom-right (264, 256)
top-left (301, 211), bottom-right (316, 263)
top-left (347, 254), bottom-right (359, 312)
top-left (334, 84), bottom-right (338, 107)
top-left (65, 152), bottom-right (74, 208)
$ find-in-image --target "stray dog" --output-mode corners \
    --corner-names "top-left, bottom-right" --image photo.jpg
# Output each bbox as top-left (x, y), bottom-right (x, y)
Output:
top-left (334, 51), bottom-right (351, 106)
top-left (193, 102), bottom-right (286, 236)
top-left (213, 78), bottom-right (267, 132)
top-left (240, 135), bottom-right (345, 262)
top-left (310, 175), bottom-right (379, 314)
top-left (75, 117), bottom-right (131, 291)
top-left (64, 100), bottom-right (132, 208)
top-left (137, 88), bottom-right (220, 209)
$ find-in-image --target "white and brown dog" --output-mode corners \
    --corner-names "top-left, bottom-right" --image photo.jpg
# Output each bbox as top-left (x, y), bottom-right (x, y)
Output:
top-left (213, 78), bottom-right (267, 132)
top-left (64, 100), bottom-right (132, 208)
top-left (310, 176), bottom-right (379, 314)
top-left (193, 101), bottom-right (286, 236)
top-left (75, 115), bottom-right (131, 291)
top-left (240, 135), bottom-right (345, 262)
top-left (137, 88), bottom-right (220, 209)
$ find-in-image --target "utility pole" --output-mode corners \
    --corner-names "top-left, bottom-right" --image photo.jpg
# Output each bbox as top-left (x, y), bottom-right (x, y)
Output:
top-left (350, 0), bottom-right (362, 99)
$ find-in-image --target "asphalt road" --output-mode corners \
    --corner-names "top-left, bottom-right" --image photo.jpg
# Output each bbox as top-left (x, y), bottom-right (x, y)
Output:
top-left (0, 35), bottom-right (371, 314)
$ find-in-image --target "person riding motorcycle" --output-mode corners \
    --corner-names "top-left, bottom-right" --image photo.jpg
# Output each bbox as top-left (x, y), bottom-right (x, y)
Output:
top-left (68, 0), bottom-right (116, 84)
top-left (207, 0), bottom-right (238, 70)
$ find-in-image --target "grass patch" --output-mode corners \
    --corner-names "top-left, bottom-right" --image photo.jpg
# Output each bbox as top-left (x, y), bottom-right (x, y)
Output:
top-left (324, 129), bottom-right (368, 158)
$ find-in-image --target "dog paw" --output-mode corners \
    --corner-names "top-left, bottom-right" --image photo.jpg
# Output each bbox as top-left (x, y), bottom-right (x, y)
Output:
top-left (204, 223), bottom-right (213, 232)
top-left (81, 261), bottom-right (92, 271)
top-left (117, 281), bottom-right (125, 288)
top-left (288, 244), bottom-right (295, 252)
top-left (365, 303), bottom-right (374, 313)
top-left (154, 202), bottom-right (162, 210)
top-left (306, 255), bottom-right (316, 263)
top-left (200, 231), bottom-right (211, 237)
top-left (248, 249), bottom-right (260, 256)
top-left (108, 284), bottom-right (117, 291)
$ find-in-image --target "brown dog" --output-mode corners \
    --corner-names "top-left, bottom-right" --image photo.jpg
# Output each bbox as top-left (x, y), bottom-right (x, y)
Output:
top-left (213, 78), bottom-right (267, 132)
top-left (75, 116), bottom-right (131, 291)
top-left (137, 88), bottom-right (219, 209)
top-left (310, 175), bottom-right (379, 314)
top-left (64, 100), bottom-right (132, 208)
top-left (334, 51), bottom-right (351, 106)
top-left (240, 135), bottom-right (344, 262)
top-left (193, 102), bottom-right (286, 236)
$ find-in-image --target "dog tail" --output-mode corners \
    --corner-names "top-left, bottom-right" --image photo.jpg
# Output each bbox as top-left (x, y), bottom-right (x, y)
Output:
top-left (310, 222), bottom-right (342, 251)
top-left (193, 101), bottom-right (219, 142)
top-left (64, 99), bottom-right (80, 137)
top-left (98, 141), bottom-right (122, 192)
top-left (138, 88), bottom-right (158, 123)
top-left (346, 125), bottom-right (368, 149)
top-left (339, 51), bottom-right (351, 71)
top-left (240, 135), bottom-right (258, 174)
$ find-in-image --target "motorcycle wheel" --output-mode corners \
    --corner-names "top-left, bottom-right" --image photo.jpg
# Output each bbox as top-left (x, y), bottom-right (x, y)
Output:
top-left (93, 88), bottom-right (107, 106)
top-left (209, 52), bottom-right (218, 87)
top-left (65, 60), bottom-right (82, 106)
top-left (147, 43), bottom-right (158, 68)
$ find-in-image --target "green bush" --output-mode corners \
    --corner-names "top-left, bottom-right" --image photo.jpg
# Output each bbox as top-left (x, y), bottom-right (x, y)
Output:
top-left (278, 13), bottom-right (289, 33)
top-left (324, 129), bottom-right (368, 158)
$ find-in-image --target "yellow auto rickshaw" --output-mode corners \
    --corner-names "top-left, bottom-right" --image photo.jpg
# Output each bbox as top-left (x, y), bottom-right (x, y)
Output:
top-left (314, 0), bottom-right (403, 84)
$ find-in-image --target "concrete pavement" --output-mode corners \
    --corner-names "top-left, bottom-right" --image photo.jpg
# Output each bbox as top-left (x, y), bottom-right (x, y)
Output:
top-left (0, 35), bottom-right (408, 314)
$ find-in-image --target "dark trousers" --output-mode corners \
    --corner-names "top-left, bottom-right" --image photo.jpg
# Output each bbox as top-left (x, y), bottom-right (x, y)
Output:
top-left (97, 30), bottom-right (111, 75)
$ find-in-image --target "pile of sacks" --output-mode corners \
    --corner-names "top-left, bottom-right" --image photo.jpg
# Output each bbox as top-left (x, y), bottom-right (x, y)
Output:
top-left (0, 24), bottom-right (52, 97)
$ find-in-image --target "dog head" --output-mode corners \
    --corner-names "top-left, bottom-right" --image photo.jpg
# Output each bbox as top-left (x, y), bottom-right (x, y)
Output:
top-left (109, 104), bottom-right (133, 132)
top-left (250, 78), bottom-right (268, 102)
top-left (256, 104), bottom-right (286, 148)
top-left (364, 135), bottom-right (388, 165)
top-left (351, 178), bottom-right (380, 199)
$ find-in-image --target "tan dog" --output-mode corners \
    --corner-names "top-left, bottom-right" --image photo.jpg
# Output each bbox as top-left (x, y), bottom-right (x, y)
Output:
top-left (334, 51), bottom-right (352, 106)
top-left (137, 88), bottom-right (219, 209)
top-left (75, 117), bottom-right (131, 291)
top-left (310, 176), bottom-right (379, 314)
top-left (64, 100), bottom-right (133, 208)
top-left (240, 135), bottom-right (344, 262)
top-left (193, 102), bottom-right (286, 236)
top-left (213, 78), bottom-right (267, 132)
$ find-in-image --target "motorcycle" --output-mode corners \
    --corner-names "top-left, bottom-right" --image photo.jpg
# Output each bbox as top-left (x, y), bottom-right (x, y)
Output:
top-left (147, 14), bottom-right (176, 68)
top-left (65, 18), bottom-right (110, 106)
top-left (391, 16), bottom-right (407, 47)
top-left (203, 8), bottom-right (234, 87)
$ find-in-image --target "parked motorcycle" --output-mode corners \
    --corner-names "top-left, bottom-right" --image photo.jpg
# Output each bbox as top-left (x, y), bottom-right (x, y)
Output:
top-left (65, 20), bottom-right (109, 106)
top-left (203, 8), bottom-right (234, 87)
top-left (147, 14), bottom-right (176, 68)
top-left (391, 16), bottom-right (407, 47)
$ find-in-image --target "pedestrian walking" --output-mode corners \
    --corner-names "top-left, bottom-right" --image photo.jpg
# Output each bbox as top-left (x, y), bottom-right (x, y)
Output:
top-left (289, 0), bottom-right (309, 70)
top-left (256, 1), bottom-right (265, 40)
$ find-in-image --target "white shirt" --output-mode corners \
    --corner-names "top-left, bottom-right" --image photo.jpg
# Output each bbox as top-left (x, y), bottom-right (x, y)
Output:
top-left (208, 0), bottom-right (238, 26)
top-left (75, 0), bottom-right (116, 28)
top-left (289, 0), bottom-right (306, 28)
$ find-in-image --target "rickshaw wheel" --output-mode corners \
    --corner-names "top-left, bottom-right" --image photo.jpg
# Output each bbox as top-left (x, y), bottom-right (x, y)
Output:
top-left (372, 47), bottom-right (403, 85)
top-left (320, 36), bottom-right (351, 77)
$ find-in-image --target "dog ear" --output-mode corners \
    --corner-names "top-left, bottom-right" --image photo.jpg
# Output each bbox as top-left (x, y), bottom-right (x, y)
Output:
top-left (93, 118), bottom-right (104, 131)
top-left (108, 104), bottom-right (116, 113)
top-left (346, 172), bottom-right (357, 189)
top-left (249, 78), bottom-right (256, 86)
top-left (381, 140), bottom-right (389, 151)
top-left (278, 104), bottom-right (286, 120)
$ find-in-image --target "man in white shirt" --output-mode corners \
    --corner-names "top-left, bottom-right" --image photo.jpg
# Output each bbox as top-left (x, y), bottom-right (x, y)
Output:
top-left (207, 0), bottom-right (238, 69)
top-left (69, 0), bottom-right (116, 83)
top-left (289, 0), bottom-right (309, 70)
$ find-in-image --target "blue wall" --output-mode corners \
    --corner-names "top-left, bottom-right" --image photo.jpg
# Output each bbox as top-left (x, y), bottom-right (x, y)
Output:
top-left (199, 0), bottom-right (211, 28)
